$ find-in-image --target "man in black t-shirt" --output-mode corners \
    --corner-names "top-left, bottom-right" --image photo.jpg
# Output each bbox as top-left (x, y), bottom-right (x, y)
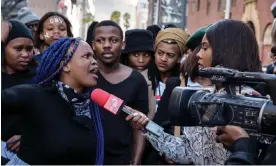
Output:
top-left (92, 20), bottom-right (149, 165)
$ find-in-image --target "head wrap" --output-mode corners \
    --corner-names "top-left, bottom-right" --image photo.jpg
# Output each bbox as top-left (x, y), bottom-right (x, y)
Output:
top-left (155, 28), bottom-right (189, 56)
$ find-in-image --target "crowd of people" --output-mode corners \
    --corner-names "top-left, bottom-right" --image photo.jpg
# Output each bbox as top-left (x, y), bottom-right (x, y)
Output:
top-left (1, 3), bottom-right (276, 165)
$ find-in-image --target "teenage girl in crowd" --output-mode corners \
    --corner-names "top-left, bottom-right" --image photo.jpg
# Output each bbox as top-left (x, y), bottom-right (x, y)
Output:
top-left (121, 29), bottom-right (155, 120)
top-left (34, 12), bottom-right (73, 63)
top-left (1, 20), bottom-right (36, 164)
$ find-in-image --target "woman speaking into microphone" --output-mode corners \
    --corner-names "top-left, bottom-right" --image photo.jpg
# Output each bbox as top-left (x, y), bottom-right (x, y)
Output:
top-left (2, 37), bottom-right (149, 165)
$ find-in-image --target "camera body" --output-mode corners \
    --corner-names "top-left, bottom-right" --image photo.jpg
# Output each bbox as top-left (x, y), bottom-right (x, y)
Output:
top-left (169, 67), bottom-right (276, 144)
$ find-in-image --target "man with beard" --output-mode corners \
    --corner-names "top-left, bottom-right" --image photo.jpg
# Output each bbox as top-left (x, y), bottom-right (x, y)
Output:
top-left (92, 20), bottom-right (149, 165)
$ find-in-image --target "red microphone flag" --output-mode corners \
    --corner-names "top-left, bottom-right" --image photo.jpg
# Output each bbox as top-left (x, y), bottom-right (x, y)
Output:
top-left (91, 88), bottom-right (124, 115)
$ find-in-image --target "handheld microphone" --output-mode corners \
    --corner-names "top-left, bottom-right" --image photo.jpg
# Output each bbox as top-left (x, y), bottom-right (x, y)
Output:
top-left (91, 88), bottom-right (164, 137)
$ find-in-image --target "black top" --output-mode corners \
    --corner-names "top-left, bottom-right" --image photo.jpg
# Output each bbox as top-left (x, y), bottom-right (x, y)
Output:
top-left (153, 77), bottom-right (180, 127)
top-left (2, 85), bottom-right (97, 165)
top-left (266, 64), bottom-right (275, 74)
top-left (96, 70), bottom-right (149, 164)
top-left (1, 69), bottom-right (36, 141)
top-left (142, 77), bottom-right (180, 165)
top-left (225, 137), bottom-right (276, 165)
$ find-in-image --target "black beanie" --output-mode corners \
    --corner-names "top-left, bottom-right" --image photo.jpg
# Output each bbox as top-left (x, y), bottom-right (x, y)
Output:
top-left (123, 29), bottom-right (154, 54)
top-left (2, 20), bottom-right (33, 66)
top-left (6, 20), bottom-right (33, 45)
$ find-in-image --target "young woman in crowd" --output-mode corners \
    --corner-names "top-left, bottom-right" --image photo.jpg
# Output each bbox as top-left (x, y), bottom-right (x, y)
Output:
top-left (34, 12), bottom-right (73, 62)
top-left (121, 29), bottom-right (155, 119)
top-left (133, 19), bottom-right (263, 165)
top-left (148, 28), bottom-right (189, 111)
top-left (153, 25), bottom-right (212, 129)
top-left (1, 20), bottom-right (37, 164)
top-left (2, 37), bottom-right (104, 165)
top-left (141, 28), bottom-right (189, 165)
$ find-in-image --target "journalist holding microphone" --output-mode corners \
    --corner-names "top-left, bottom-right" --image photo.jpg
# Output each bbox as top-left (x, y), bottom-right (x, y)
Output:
top-left (128, 19), bottom-right (273, 165)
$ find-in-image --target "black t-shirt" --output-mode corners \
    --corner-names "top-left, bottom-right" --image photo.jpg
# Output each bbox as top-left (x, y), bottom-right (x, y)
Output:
top-left (2, 85), bottom-right (98, 164)
top-left (96, 69), bottom-right (149, 164)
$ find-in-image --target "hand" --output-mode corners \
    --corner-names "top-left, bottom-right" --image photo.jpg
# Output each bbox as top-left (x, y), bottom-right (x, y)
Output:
top-left (215, 125), bottom-right (249, 149)
top-left (125, 106), bottom-right (149, 130)
top-left (1, 21), bottom-right (12, 43)
top-left (6, 135), bottom-right (21, 153)
top-left (273, 67), bottom-right (276, 74)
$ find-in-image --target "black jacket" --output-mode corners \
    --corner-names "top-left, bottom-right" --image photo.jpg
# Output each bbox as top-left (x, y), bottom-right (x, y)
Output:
top-left (225, 138), bottom-right (276, 165)
top-left (2, 85), bottom-right (98, 165)
top-left (1, 41), bottom-right (37, 141)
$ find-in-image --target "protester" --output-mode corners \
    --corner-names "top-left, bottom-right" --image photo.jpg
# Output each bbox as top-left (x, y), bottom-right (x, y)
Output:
top-left (2, 37), bottom-right (104, 165)
top-left (34, 12), bottom-right (73, 62)
top-left (143, 26), bottom-right (211, 165)
top-left (92, 20), bottom-right (149, 165)
top-left (121, 29), bottom-right (155, 119)
top-left (141, 27), bottom-right (189, 165)
top-left (148, 28), bottom-right (189, 111)
top-left (86, 21), bottom-right (99, 48)
top-left (133, 19), bottom-right (263, 165)
top-left (1, 20), bottom-right (37, 164)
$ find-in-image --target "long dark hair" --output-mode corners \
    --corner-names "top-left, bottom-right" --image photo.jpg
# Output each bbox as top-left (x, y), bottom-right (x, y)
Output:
top-left (34, 12), bottom-right (73, 51)
top-left (206, 19), bottom-right (262, 72)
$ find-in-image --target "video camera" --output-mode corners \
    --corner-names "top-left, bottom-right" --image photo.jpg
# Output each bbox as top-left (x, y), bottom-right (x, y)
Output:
top-left (169, 67), bottom-right (276, 145)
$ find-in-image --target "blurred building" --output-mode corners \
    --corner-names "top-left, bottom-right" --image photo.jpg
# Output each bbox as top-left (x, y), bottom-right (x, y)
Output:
top-left (1, 0), bottom-right (28, 20)
top-left (147, 0), bottom-right (187, 29)
top-left (28, 0), bottom-right (58, 17)
top-left (136, 0), bottom-right (149, 29)
top-left (57, 0), bottom-right (96, 39)
top-left (1, 0), bottom-right (95, 39)
top-left (186, 0), bottom-right (275, 65)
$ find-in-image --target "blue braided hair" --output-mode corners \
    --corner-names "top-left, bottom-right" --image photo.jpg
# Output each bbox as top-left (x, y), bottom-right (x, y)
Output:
top-left (34, 37), bottom-right (80, 85)
top-left (34, 37), bottom-right (104, 165)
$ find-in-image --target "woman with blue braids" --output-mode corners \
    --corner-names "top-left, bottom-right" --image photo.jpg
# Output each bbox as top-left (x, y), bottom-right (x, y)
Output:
top-left (1, 37), bottom-right (107, 165)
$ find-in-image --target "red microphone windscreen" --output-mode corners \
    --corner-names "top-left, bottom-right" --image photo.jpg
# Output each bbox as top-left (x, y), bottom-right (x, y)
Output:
top-left (91, 88), bottom-right (110, 107)
top-left (91, 88), bottom-right (124, 115)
